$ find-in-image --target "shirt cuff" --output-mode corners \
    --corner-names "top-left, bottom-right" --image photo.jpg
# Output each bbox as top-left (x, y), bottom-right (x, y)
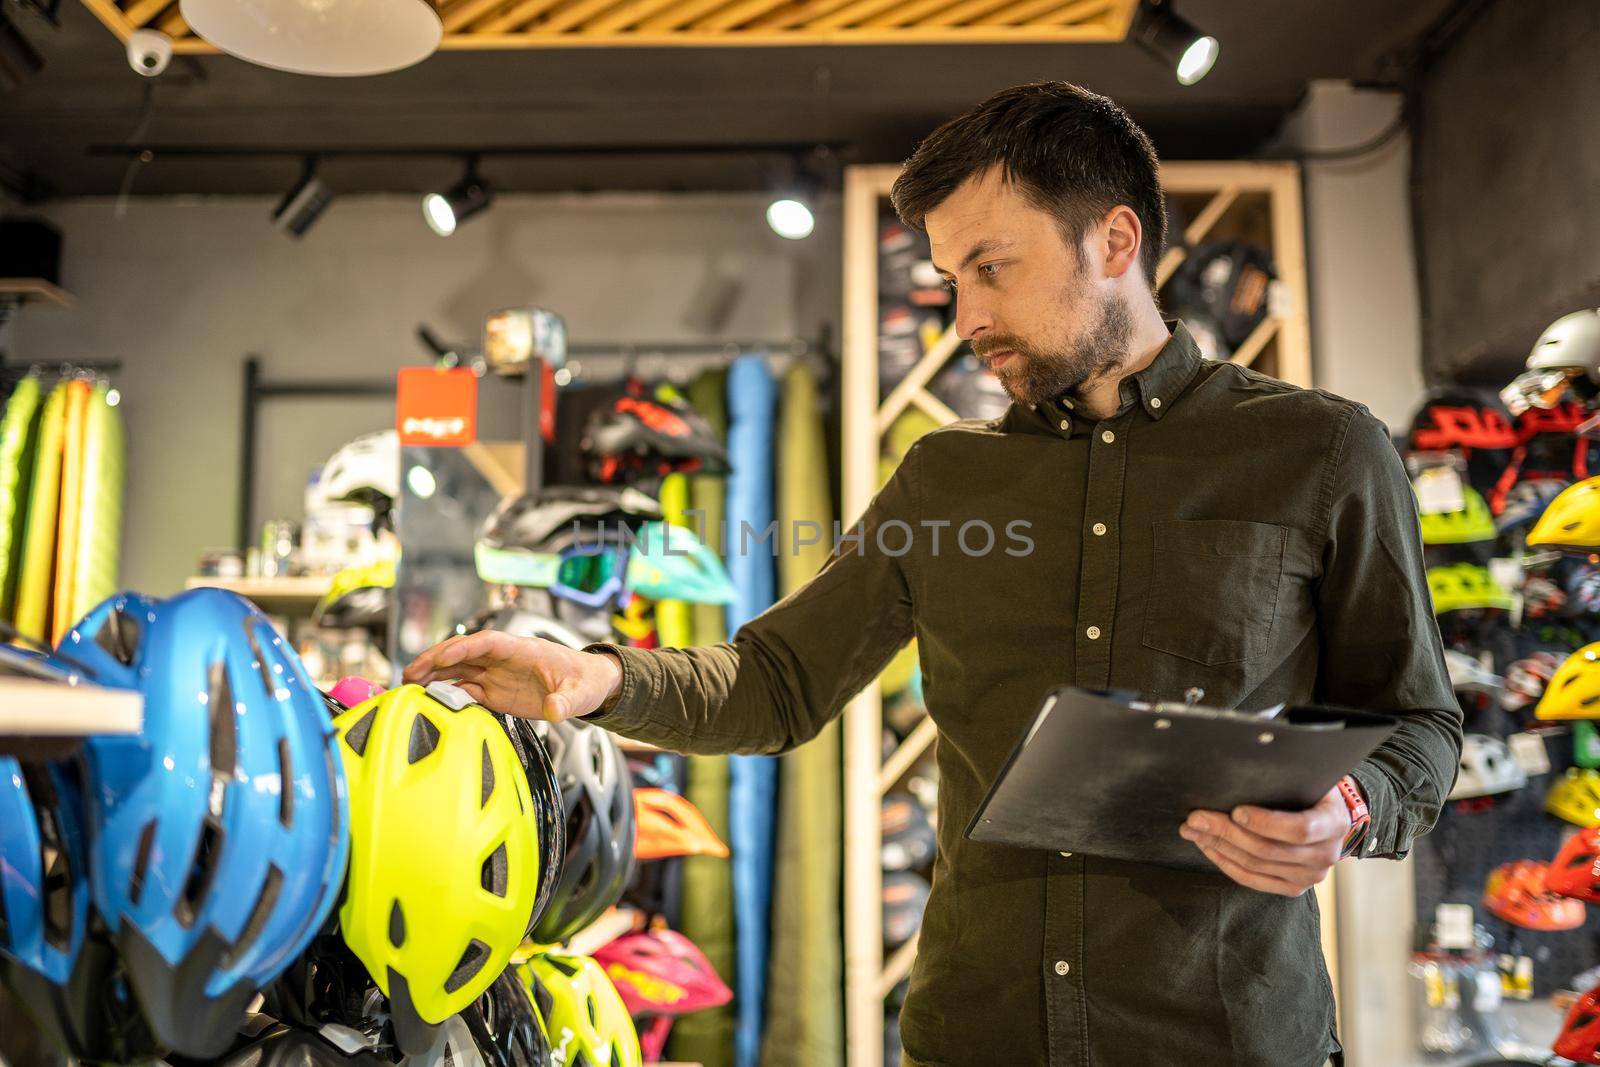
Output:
top-left (1347, 759), bottom-right (1413, 860)
top-left (578, 642), bottom-right (646, 727)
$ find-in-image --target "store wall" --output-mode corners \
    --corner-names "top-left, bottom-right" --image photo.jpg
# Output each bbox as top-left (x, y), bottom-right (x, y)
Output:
top-left (13, 192), bottom-right (842, 595)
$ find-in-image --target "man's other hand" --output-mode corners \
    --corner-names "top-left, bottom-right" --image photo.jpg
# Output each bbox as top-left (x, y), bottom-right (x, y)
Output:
top-left (1180, 785), bottom-right (1350, 896)
top-left (402, 630), bottom-right (623, 723)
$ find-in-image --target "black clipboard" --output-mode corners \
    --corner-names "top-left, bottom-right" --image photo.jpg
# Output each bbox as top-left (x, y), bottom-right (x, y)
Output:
top-left (965, 686), bottom-right (1400, 871)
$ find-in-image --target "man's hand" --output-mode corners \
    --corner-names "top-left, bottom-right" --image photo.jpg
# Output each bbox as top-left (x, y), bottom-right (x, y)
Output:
top-left (1180, 784), bottom-right (1351, 896)
top-left (402, 630), bottom-right (622, 723)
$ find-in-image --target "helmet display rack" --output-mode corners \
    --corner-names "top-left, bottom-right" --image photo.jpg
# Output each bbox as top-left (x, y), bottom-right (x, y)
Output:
top-left (840, 159), bottom-right (1314, 1067)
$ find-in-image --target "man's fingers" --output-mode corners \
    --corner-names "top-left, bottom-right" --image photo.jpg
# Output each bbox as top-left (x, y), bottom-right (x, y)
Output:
top-left (1231, 789), bottom-right (1345, 846)
top-left (1192, 840), bottom-right (1312, 897)
top-left (1185, 810), bottom-right (1339, 867)
top-left (1186, 826), bottom-right (1327, 887)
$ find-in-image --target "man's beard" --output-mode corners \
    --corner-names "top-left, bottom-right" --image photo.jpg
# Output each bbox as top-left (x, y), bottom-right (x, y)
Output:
top-left (973, 292), bottom-right (1134, 409)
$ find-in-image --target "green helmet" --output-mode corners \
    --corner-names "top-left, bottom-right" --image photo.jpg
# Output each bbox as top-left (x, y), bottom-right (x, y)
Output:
top-left (1417, 486), bottom-right (1497, 545)
top-left (1428, 563), bottom-right (1514, 614)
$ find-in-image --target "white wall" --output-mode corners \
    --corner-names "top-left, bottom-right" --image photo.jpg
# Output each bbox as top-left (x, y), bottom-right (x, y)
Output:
top-left (1276, 80), bottom-right (1427, 434)
top-left (12, 191), bottom-right (841, 594)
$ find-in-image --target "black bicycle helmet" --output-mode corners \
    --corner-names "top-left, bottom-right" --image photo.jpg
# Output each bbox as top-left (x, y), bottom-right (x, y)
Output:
top-left (493, 714), bottom-right (566, 936)
top-left (459, 968), bottom-right (553, 1067)
top-left (528, 719), bottom-right (637, 946)
top-left (479, 486), bottom-right (661, 553)
top-left (580, 380), bottom-right (728, 486)
top-left (470, 602), bottom-right (589, 651)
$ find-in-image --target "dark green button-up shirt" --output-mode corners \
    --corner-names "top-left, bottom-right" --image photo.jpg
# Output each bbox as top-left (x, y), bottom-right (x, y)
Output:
top-left (588, 323), bottom-right (1461, 1067)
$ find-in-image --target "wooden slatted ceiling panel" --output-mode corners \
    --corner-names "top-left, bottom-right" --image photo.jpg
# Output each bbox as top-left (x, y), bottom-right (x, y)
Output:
top-left (81, 0), bottom-right (1136, 50)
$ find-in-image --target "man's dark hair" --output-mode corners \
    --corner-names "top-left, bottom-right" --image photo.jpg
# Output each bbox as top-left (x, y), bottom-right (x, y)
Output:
top-left (890, 81), bottom-right (1167, 289)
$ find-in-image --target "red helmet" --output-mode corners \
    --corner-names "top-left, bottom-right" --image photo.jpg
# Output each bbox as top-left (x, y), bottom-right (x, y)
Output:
top-left (594, 928), bottom-right (732, 1019)
top-left (1411, 402), bottom-right (1519, 451)
top-left (1483, 860), bottom-right (1586, 930)
top-left (1556, 982), bottom-right (1600, 1063)
top-left (1549, 828), bottom-right (1600, 903)
top-left (633, 788), bottom-right (729, 861)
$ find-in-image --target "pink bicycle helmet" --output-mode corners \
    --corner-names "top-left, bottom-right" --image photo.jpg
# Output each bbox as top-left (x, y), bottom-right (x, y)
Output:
top-left (594, 928), bottom-right (731, 1062)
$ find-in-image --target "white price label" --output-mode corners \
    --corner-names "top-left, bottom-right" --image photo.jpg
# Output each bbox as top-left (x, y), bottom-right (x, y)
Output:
top-left (1415, 468), bottom-right (1466, 515)
top-left (1488, 558), bottom-right (1522, 593)
top-left (1434, 903), bottom-right (1476, 951)
top-left (1508, 732), bottom-right (1552, 776)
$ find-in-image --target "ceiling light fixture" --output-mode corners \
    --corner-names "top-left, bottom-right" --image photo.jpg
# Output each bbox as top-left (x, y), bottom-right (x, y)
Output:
top-left (766, 197), bottom-right (815, 241)
top-left (271, 157), bottom-right (334, 238)
top-left (1133, 0), bottom-right (1219, 86)
top-left (179, 0), bottom-right (442, 77)
top-left (423, 159), bottom-right (492, 237)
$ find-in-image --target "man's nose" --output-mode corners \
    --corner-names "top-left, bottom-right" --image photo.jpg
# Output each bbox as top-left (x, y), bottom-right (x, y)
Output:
top-left (954, 294), bottom-right (992, 341)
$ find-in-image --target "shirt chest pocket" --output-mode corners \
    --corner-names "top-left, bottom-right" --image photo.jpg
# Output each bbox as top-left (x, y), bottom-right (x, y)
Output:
top-left (1142, 519), bottom-right (1288, 666)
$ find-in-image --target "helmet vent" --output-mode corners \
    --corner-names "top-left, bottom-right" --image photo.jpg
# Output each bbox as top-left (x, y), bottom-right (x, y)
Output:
top-left (130, 818), bottom-right (158, 906)
top-left (277, 738), bottom-right (294, 829)
top-left (586, 992), bottom-right (598, 1028)
top-left (389, 900), bottom-right (406, 947)
top-left (208, 660), bottom-right (238, 783)
top-left (531, 971), bottom-right (555, 1018)
top-left (222, 864), bottom-right (283, 967)
top-left (176, 817), bottom-right (224, 927)
top-left (344, 707), bottom-right (378, 757)
top-left (21, 765), bottom-right (73, 951)
top-left (408, 712), bottom-right (441, 764)
top-left (482, 842), bottom-right (509, 897)
top-left (96, 607), bottom-right (141, 666)
top-left (481, 740), bottom-right (496, 808)
top-left (547, 954), bottom-right (580, 977)
top-left (443, 938), bottom-right (491, 994)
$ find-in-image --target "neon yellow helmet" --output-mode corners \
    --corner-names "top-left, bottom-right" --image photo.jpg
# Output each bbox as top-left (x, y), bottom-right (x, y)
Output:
top-left (1427, 564), bottom-right (1514, 615)
top-left (1528, 477), bottom-right (1600, 552)
top-left (334, 682), bottom-right (540, 1055)
top-left (1416, 486), bottom-right (1496, 545)
top-left (1535, 643), bottom-right (1600, 721)
top-left (520, 953), bottom-right (643, 1067)
top-left (1546, 768), bottom-right (1600, 826)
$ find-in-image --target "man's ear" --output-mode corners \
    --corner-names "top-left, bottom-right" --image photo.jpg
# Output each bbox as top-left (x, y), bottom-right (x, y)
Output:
top-left (1101, 205), bottom-right (1143, 281)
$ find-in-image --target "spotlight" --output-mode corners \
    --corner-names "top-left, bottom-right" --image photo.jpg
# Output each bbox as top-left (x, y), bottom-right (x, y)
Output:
top-left (423, 161), bottom-right (492, 237)
top-left (1133, 0), bottom-right (1218, 86)
top-left (272, 158), bottom-right (334, 238)
top-left (766, 196), bottom-right (815, 241)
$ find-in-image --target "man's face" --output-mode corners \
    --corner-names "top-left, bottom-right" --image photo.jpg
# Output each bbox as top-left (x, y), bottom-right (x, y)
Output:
top-left (926, 167), bottom-right (1131, 408)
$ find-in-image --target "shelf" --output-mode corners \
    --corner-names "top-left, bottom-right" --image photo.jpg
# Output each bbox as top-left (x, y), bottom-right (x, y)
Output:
top-left (877, 931), bottom-right (919, 999)
top-left (1228, 316), bottom-right (1281, 370)
top-left (0, 677), bottom-right (142, 740)
top-left (185, 575), bottom-right (331, 614)
top-left (878, 714), bottom-right (937, 797)
top-left (0, 278), bottom-right (74, 308)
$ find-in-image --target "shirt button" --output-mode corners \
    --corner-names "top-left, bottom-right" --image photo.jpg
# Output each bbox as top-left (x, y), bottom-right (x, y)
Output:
top-left (1058, 419), bottom-right (1070, 431)
top-left (1100, 430), bottom-right (1115, 444)
top-left (1150, 397), bottom-right (1162, 409)
top-left (1086, 625), bottom-right (1102, 640)
top-left (1092, 522), bottom-right (1107, 536)
top-left (1054, 960), bottom-right (1071, 976)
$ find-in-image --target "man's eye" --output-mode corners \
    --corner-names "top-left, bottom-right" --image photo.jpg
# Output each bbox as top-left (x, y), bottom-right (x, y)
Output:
top-left (979, 263), bottom-right (1002, 278)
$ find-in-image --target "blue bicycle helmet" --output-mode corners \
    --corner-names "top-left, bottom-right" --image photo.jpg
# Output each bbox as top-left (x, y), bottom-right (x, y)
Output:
top-left (58, 588), bottom-right (351, 1058)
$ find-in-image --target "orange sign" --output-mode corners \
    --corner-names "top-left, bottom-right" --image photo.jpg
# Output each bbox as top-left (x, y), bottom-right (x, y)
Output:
top-left (396, 366), bottom-right (477, 447)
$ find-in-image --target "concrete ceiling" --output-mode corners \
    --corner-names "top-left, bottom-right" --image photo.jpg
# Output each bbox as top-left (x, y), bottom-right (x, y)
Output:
top-left (0, 0), bottom-right (1455, 200)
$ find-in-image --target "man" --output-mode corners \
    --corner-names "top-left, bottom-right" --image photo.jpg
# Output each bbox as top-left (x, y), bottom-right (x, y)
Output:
top-left (406, 82), bottom-right (1461, 1067)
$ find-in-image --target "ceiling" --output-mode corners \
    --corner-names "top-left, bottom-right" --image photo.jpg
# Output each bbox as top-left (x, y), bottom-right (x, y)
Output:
top-left (1, 0), bottom-right (1455, 200)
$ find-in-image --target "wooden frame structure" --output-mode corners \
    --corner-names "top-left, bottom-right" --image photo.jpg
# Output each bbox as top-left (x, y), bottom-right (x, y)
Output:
top-left (842, 159), bottom-right (1318, 1067)
top-left (80, 0), bottom-right (1137, 52)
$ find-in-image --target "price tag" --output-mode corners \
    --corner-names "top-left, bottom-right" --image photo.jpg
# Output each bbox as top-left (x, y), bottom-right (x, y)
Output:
top-left (1434, 903), bottom-right (1476, 950)
top-left (1508, 732), bottom-right (1552, 776)
top-left (1488, 558), bottom-right (1523, 592)
top-left (1415, 467), bottom-right (1466, 514)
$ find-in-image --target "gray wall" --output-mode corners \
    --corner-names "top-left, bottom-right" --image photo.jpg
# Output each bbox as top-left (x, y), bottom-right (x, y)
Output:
top-left (13, 191), bottom-right (842, 594)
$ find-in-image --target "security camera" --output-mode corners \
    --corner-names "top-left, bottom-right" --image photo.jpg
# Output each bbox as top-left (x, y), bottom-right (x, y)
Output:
top-left (127, 29), bottom-right (172, 77)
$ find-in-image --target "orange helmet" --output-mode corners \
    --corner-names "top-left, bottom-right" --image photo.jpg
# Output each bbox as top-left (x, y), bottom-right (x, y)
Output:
top-left (1483, 860), bottom-right (1586, 930)
top-left (633, 788), bottom-right (729, 862)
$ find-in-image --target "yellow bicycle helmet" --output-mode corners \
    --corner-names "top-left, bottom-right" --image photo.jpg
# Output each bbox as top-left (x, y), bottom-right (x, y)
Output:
top-left (1417, 486), bottom-right (1497, 545)
top-left (1535, 644), bottom-right (1600, 721)
top-left (1428, 564), bottom-right (1515, 615)
top-left (519, 953), bottom-right (643, 1067)
top-left (334, 682), bottom-right (540, 1055)
top-left (1528, 477), bottom-right (1600, 552)
top-left (1546, 768), bottom-right (1600, 827)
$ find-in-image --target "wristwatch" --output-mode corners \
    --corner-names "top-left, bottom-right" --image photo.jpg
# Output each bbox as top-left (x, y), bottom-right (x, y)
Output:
top-left (1337, 775), bottom-right (1371, 859)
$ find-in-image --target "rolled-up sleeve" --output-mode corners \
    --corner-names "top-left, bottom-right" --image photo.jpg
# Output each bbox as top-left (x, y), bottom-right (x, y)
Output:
top-left (582, 446), bottom-right (921, 756)
top-left (1313, 406), bottom-right (1464, 859)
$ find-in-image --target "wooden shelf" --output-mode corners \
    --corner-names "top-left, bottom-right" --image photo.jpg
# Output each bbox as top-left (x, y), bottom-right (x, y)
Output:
top-left (0, 677), bottom-right (142, 738)
top-left (185, 575), bottom-right (331, 614)
top-left (0, 278), bottom-right (74, 308)
top-left (878, 714), bottom-right (936, 796)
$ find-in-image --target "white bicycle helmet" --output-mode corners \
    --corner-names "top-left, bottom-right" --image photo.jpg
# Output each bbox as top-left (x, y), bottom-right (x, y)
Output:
top-left (1449, 734), bottom-right (1527, 800)
top-left (1445, 650), bottom-right (1505, 694)
top-left (1503, 309), bottom-right (1600, 414)
top-left (318, 430), bottom-right (400, 510)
